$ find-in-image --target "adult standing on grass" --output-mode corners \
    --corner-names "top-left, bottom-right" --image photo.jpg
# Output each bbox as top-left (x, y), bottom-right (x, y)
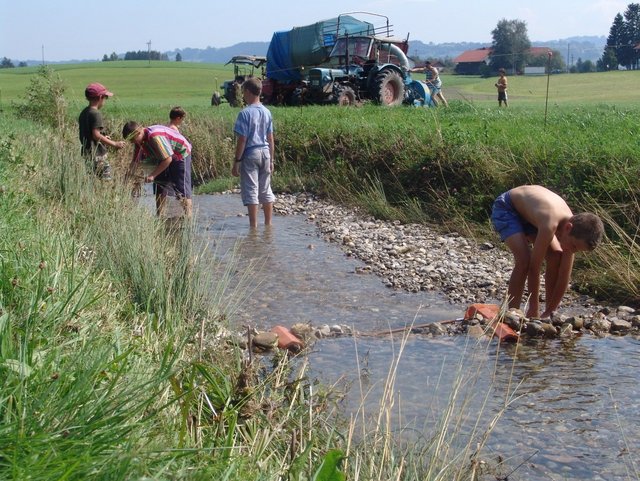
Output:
top-left (231, 78), bottom-right (275, 229)
top-left (491, 185), bottom-right (604, 319)
top-left (411, 61), bottom-right (448, 107)
top-left (495, 68), bottom-right (508, 107)
top-left (122, 121), bottom-right (193, 217)
top-left (78, 82), bottom-right (126, 180)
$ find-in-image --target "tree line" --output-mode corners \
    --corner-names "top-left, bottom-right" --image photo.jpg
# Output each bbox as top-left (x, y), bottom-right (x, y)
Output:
top-left (1, 57), bottom-right (28, 68)
top-left (101, 50), bottom-right (170, 62)
top-left (600, 3), bottom-right (640, 70)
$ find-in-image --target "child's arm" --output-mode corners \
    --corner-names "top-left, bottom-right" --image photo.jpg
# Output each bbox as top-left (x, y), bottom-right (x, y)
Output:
top-left (92, 128), bottom-right (125, 150)
top-left (526, 229), bottom-right (556, 317)
top-left (541, 251), bottom-right (574, 318)
top-left (267, 132), bottom-right (275, 171)
top-left (145, 155), bottom-right (172, 182)
top-left (232, 135), bottom-right (247, 177)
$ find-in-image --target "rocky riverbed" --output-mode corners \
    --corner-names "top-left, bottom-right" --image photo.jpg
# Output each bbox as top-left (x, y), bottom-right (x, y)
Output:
top-left (267, 192), bottom-right (640, 340)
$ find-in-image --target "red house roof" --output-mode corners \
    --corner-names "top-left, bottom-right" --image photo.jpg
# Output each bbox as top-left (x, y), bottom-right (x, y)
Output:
top-left (453, 48), bottom-right (492, 63)
top-left (528, 47), bottom-right (552, 56)
top-left (453, 46), bottom-right (552, 64)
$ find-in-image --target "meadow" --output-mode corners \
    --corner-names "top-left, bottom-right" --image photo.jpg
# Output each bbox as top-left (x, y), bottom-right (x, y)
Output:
top-left (0, 62), bottom-right (639, 480)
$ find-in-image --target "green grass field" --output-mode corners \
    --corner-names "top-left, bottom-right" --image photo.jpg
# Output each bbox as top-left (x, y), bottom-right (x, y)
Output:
top-left (0, 61), bottom-right (233, 109)
top-left (1, 61), bottom-right (639, 110)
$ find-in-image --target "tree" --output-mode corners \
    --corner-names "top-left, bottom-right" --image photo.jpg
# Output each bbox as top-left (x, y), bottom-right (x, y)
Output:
top-left (601, 13), bottom-right (624, 70)
top-left (526, 49), bottom-right (565, 71)
top-left (175, 52), bottom-right (182, 62)
top-left (620, 3), bottom-right (640, 69)
top-left (602, 4), bottom-right (640, 70)
top-left (489, 19), bottom-right (531, 74)
top-left (109, 52), bottom-right (118, 61)
top-left (18, 61), bottom-right (27, 67)
top-left (102, 54), bottom-right (109, 62)
top-left (1, 57), bottom-right (15, 68)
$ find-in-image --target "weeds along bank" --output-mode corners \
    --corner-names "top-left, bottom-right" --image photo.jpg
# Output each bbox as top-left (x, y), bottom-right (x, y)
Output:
top-left (0, 88), bottom-right (508, 479)
top-left (0, 119), bottom-right (342, 478)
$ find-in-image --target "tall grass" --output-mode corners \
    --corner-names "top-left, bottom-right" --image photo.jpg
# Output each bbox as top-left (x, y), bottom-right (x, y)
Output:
top-left (0, 101), bottom-right (521, 481)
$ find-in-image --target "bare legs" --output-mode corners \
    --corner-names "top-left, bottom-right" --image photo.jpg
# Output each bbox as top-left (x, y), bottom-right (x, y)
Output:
top-left (247, 202), bottom-right (273, 229)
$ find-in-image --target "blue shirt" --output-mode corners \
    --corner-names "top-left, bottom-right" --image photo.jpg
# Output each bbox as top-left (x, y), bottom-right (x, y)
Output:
top-left (233, 103), bottom-right (273, 153)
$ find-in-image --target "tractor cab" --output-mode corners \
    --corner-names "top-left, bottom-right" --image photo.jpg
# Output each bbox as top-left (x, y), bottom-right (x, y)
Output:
top-left (213, 55), bottom-right (267, 107)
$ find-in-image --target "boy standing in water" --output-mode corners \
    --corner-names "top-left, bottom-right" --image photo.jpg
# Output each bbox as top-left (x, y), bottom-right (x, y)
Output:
top-left (491, 185), bottom-right (604, 318)
top-left (78, 82), bottom-right (126, 179)
top-left (122, 121), bottom-right (193, 217)
top-left (231, 78), bottom-right (275, 229)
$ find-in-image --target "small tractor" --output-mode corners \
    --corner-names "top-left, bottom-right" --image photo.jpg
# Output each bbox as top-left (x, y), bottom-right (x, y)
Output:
top-left (305, 13), bottom-right (430, 106)
top-left (212, 55), bottom-right (266, 107)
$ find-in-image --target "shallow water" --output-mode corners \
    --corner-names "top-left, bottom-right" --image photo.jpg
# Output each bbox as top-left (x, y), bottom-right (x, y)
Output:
top-left (154, 193), bottom-right (640, 480)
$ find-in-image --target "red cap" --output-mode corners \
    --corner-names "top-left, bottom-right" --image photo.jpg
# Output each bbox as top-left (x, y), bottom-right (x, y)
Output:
top-left (85, 82), bottom-right (113, 99)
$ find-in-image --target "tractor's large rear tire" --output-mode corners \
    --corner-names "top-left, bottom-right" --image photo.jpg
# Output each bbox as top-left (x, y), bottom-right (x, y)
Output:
top-left (375, 70), bottom-right (404, 106)
top-left (336, 86), bottom-right (357, 106)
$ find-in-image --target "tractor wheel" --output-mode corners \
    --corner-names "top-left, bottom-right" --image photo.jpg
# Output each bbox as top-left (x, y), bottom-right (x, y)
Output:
top-left (375, 70), bottom-right (404, 106)
top-left (336, 86), bottom-right (357, 106)
top-left (211, 91), bottom-right (221, 106)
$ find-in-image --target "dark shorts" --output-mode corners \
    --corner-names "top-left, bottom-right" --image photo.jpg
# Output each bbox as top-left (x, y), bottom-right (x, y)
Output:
top-left (491, 191), bottom-right (536, 242)
top-left (154, 155), bottom-right (192, 199)
top-left (498, 91), bottom-right (508, 101)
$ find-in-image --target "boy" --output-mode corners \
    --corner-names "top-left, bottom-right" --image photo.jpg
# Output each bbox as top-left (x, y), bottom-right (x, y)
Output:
top-left (491, 185), bottom-right (604, 318)
top-left (78, 82), bottom-right (126, 179)
top-left (168, 106), bottom-right (186, 132)
top-left (495, 68), bottom-right (508, 107)
top-left (231, 78), bottom-right (275, 229)
top-left (122, 121), bottom-right (193, 217)
top-left (411, 61), bottom-right (448, 107)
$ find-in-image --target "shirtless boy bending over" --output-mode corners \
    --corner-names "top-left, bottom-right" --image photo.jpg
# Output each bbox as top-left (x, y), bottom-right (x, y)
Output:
top-left (491, 185), bottom-right (604, 318)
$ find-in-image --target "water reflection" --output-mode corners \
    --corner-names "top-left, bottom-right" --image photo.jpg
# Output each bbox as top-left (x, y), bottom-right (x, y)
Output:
top-left (142, 192), bottom-right (640, 480)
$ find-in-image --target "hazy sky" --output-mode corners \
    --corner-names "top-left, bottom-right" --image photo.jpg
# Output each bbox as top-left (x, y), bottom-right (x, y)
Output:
top-left (0, 0), bottom-right (628, 61)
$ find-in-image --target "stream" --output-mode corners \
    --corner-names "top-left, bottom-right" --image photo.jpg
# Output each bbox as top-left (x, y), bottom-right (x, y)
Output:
top-left (156, 192), bottom-right (640, 481)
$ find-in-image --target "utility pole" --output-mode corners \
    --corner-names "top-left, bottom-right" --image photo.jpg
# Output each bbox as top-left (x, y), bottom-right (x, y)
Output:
top-left (147, 40), bottom-right (151, 66)
top-left (566, 43), bottom-right (570, 73)
top-left (41, 45), bottom-right (45, 66)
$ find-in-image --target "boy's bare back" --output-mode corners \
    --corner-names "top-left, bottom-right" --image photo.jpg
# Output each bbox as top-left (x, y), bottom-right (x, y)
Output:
top-left (508, 185), bottom-right (573, 234)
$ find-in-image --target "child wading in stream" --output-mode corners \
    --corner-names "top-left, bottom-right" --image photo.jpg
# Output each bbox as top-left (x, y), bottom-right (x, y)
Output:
top-left (231, 78), bottom-right (275, 229)
top-left (491, 185), bottom-right (604, 319)
top-left (122, 121), bottom-right (193, 217)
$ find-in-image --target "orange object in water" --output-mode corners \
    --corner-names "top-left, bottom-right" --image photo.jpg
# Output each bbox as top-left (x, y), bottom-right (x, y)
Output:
top-left (464, 303), bottom-right (519, 342)
top-left (271, 325), bottom-right (304, 352)
top-left (491, 322), bottom-right (519, 342)
top-left (464, 303), bottom-right (500, 322)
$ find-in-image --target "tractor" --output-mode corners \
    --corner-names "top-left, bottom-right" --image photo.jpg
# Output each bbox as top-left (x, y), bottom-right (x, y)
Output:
top-left (303, 13), bottom-right (431, 106)
top-left (212, 55), bottom-right (266, 107)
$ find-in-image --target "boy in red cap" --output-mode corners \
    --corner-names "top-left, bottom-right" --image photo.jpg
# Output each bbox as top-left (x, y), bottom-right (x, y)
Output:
top-left (78, 82), bottom-right (125, 179)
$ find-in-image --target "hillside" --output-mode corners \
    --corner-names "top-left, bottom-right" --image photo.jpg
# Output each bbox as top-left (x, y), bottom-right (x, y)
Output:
top-left (168, 35), bottom-right (606, 64)
top-left (13, 36), bottom-right (606, 66)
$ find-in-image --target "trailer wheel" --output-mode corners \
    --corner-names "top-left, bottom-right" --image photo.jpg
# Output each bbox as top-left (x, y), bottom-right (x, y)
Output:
top-left (336, 86), bottom-right (356, 106)
top-left (375, 70), bottom-right (404, 106)
top-left (211, 91), bottom-right (221, 106)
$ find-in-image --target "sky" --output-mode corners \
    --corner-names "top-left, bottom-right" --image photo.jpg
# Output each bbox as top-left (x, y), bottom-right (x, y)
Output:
top-left (0, 0), bottom-right (629, 61)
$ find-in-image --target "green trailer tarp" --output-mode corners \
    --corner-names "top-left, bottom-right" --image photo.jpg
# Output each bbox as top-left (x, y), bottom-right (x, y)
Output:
top-left (267, 15), bottom-right (374, 81)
